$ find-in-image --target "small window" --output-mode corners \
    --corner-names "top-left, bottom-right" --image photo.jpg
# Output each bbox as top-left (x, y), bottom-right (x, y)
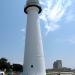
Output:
top-left (31, 65), bottom-right (34, 68)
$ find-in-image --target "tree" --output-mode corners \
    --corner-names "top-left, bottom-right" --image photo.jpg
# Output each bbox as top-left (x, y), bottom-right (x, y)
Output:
top-left (0, 57), bottom-right (23, 72)
top-left (0, 58), bottom-right (11, 71)
top-left (12, 64), bottom-right (23, 72)
top-left (0, 58), bottom-right (7, 70)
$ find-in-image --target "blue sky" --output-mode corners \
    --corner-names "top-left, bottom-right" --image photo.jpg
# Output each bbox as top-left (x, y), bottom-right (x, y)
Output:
top-left (0, 0), bottom-right (75, 69)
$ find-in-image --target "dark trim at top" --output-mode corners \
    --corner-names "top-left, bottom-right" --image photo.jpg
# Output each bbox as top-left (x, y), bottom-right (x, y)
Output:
top-left (24, 5), bottom-right (42, 14)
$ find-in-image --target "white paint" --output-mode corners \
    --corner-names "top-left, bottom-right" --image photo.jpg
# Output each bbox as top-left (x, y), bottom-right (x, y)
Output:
top-left (23, 6), bottom-right (46, 75)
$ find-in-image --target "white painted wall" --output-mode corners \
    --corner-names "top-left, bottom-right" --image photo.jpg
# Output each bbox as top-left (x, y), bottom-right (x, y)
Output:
top-left (23, 7), bottom-right (46, 75)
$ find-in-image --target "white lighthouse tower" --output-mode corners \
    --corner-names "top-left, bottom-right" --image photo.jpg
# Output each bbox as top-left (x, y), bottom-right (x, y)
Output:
top-left (23, 0), bottom-right (46, 75)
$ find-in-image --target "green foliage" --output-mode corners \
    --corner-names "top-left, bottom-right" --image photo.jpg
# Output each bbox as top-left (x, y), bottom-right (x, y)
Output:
top-left (0, 57), bottom-right (9, 71)
top-left (12, 64), bottom-right (23, 72)
top-left (0, 57), bottom-right (23, 72)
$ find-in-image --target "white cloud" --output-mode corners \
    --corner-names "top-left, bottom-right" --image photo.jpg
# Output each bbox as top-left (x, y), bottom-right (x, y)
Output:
top-left (40, 0), bottom-right (72, 34)
top-left (20, 28), bottom-right (25, 32)
top-left (40, 1), bottom-right (46, 6)
top-left (45, 23), bottom-right (60, 35)
top-left (67, 36), bottom-right (75, 44)
top-left (40, 13), bottom-right (47, 22)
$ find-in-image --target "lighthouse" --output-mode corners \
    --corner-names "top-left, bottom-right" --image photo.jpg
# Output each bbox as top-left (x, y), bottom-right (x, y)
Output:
top-left (23, 0), bottom-right (46, 75)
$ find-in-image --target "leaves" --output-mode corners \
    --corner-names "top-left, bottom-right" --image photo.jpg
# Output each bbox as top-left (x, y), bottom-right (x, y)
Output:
top-left (0, 57), bottom-right (23, 72)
